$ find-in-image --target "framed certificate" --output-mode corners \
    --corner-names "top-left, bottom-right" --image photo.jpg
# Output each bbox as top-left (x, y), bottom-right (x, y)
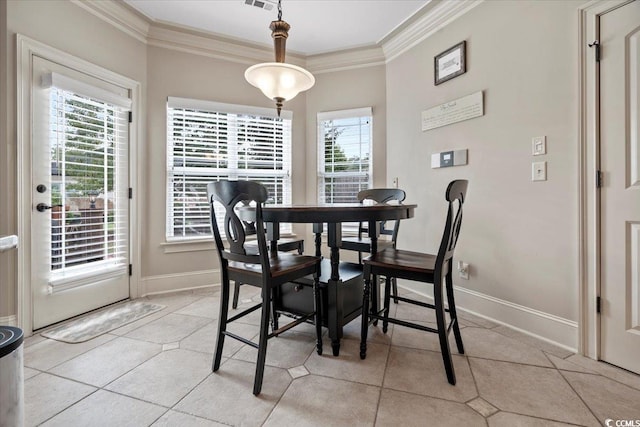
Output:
top-left (434, 41), bottom-right (466, 85)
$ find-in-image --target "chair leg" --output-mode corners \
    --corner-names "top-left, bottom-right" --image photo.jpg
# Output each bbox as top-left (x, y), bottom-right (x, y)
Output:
top-left (313, 272), bottom-right (323, 355)
top-left (446, 271), bottom-right (464, 354)
top-left (392, 277), bottom-right (399, 304)
top-left (382, 276), bottom-right (391, 334)
top-left (434, 277), bottom-right (456, 385)
top-left (360, 266), bottom-right (371, 360)
top-left (371, 274), bottom-right (379, 326)
top-left (253, 286), bottom-right (271, 395)
top-left (232, 281), bottom-right (241, 309)
top-left (213, 269), bottom-right (230, 372)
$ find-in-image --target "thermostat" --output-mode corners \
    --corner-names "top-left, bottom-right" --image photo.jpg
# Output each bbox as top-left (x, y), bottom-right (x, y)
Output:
top-left (431, 149), bottom-right (468, 168)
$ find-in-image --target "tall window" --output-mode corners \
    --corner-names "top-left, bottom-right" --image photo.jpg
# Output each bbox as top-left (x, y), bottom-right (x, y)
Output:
top-left (166, 97), bottom-right (292, 240)
top-left (46, 73), bottom-right (130, 279)
top-left (317, 107), bottom-right (372, 204)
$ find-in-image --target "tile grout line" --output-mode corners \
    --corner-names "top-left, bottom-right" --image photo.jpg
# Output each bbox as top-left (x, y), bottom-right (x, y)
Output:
top-left (556, 368), bottom-right (605, 424)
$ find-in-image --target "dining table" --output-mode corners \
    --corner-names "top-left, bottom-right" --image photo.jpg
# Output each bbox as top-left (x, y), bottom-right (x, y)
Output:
top-left (249, 203), bottom-right (417, 356)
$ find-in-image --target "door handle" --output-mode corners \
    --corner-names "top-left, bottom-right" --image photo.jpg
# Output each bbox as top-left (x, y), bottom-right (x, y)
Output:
top-left (36, 203), bottom-right (62, 212)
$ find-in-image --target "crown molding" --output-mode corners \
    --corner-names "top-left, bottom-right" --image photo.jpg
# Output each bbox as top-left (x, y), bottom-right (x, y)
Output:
top-left (306, 47), bottom-right (385, 74)
top-left (382, 0), bottom-right (484, 63)
top-left (73, 0), bottom-right (484, 72)
top-left (147, 24), bottom-right (307, 67)
top-left (71, 0), bottom-right (149, 44)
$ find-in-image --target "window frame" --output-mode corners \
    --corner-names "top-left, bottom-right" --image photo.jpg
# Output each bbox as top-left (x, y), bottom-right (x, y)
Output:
top-left (317, 107), bottom-right (373, 205)
top-left (166, 97), bottom-right (293, 242)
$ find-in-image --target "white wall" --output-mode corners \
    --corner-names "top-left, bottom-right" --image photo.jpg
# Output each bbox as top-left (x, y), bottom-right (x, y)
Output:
top-left (303, 65), bottom-right (387, 258)
top-left (142, 49), bottom-right (388, 288)
top-left (1, 0), bottom-right (585, 350)
top-left (386, 0), bottom-right (579, 346)
top-left (0, 1), bottom-right (389, 312)
top-left (142, 45), bottom-right (310, 290)
top-left (0, 0), bottom-right (147, 320)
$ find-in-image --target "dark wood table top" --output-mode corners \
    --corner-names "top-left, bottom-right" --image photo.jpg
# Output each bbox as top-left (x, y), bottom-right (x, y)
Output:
top-left (257, 203), bottom-right (417, 224)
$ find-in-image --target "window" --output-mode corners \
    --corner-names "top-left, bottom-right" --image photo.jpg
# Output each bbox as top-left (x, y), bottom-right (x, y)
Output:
top-left (45, 72), bottom-right (130, 283)
top-left (167, 97), bottom-right (292, 240)
top-left (317, 107), bottom-right (372, 204)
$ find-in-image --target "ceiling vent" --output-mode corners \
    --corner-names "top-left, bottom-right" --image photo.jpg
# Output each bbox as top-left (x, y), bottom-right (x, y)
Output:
top-left (244, 0), bottom-right (276, 11)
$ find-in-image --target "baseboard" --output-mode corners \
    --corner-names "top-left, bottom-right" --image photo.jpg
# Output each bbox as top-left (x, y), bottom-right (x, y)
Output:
top-left (140, 269), bottom-right (220, 296)
top-left (0, 315), bottom-right (18, 326)
top-left (399, 284), bottom-right (578, 352)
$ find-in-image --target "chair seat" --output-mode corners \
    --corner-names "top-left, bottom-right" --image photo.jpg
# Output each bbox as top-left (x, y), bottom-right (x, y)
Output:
top-left (340, 237), bottom-right (393, 253)
top-left (364, 248), bottom-right (436, 274)
top-left (229, 252), bottom-right (318, 278)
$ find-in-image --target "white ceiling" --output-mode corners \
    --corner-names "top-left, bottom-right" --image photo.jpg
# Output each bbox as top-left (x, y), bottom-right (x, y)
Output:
top-left (124, 0), bottom-right (429, 56)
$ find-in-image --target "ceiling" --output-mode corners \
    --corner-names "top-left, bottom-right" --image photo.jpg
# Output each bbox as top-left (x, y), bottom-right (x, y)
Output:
top-left (124, 0), bottom-right (429, 56)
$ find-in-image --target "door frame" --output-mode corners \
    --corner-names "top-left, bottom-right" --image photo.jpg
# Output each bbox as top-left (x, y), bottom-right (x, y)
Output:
top-left (16, 35), bottom-right (143, 336)
top-left (577, 0), bottom-right (634, 359)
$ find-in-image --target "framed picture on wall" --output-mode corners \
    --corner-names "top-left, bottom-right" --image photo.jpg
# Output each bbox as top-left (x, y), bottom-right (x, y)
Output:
top-left (434, 41), bottom-right (466, 85)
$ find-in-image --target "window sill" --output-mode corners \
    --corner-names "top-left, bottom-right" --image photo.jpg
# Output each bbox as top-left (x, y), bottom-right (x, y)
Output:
top-left (162, 233), bottom-right (299, 254)
top-left (161, 239), bottom-right (215, 254)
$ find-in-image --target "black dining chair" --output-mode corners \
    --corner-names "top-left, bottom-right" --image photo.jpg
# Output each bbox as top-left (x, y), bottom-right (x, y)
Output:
top-left (232, 205), bottom-right (305, 309)
top-left (359, 180), bottom-right (468, 385)
top-left (340, 188), bottom-right (406, 303)
top-left (208, 180), bottom-right (322, 395)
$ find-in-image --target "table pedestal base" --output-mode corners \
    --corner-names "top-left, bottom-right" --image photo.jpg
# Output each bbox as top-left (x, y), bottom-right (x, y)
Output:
top-left (275, 259), bottom-right (363, 356)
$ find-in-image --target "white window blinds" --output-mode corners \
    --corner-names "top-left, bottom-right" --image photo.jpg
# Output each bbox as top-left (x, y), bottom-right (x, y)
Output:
top-left (167, 97), bottom-right (292, 240)
top-left (317, 107), bottom-right (372, 204)
top-left (47, 78), bottom-right (130, 281)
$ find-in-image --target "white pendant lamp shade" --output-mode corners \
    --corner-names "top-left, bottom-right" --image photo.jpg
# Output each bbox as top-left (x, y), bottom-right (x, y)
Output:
top-left (245, 62), bottom-right (315, 102)
top-left (245, 0), bottom-right (314, 116)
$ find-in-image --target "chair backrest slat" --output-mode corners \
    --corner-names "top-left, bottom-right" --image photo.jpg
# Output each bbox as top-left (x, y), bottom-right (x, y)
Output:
top-left (208, 180), bottom-right (269, 268)
top-left (357, 188), bottom-right (406, 242)
top-left (436, 180), bottom-right (468, 271)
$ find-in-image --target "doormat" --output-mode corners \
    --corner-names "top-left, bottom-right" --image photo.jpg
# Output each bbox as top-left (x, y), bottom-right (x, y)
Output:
top-left (41, 301), bottom-right (166, 343)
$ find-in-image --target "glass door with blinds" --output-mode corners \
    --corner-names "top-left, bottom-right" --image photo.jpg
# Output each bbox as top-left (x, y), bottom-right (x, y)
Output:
top-left (31, 56), bottom-right (130, 329)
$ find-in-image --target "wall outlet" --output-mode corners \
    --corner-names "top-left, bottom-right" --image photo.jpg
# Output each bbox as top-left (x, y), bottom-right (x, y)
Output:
top-left (392, 177), bottom-right (399, 188)
top-left (458, 261), bottom-right (469, 280)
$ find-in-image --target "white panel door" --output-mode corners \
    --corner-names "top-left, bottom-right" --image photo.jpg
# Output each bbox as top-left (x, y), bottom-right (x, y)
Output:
top-left (600, 0), bottom-right (640, 374)
top-left (31, 56), bottom-right (131, 329)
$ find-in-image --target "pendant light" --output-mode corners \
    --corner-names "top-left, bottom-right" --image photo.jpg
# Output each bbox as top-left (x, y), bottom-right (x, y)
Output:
top-left (244, 0), bottom-right (315, 116)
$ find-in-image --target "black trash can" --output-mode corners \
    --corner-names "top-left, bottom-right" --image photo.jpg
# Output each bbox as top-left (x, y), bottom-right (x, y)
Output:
top-left (0, 326), bottom-right (24, 427)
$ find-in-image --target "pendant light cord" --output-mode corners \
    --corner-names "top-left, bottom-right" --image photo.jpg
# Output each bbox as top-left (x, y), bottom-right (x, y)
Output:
top-left (277, 0), bottom-right (282, 21)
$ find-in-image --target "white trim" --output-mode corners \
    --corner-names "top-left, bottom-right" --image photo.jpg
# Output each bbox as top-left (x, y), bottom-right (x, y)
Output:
top-left (317, 107), bottom-right (373, 122)
top-left (129, 79), bottom-right (143, 300)
top-left (73, 0), bottom-right (482, 73)
top-left (146, 24), bottom-right (307, 67)
top-left (42, 72), bottom-right (132, 110)
top-left (16, 34), bottom-right (142, 334)
top-left (161, 239), bottom-right (215, 254)
top-left (49, 265), bottom-right (128, 291)
top-left (70, 0), bottom-right (149, 44)
top-left (140, 269), bottom-right (220, 296)
top-left (0, 315), bottom-right (18, 327)
top-left (401, 284), bottom-right (578, 352)
top-left (306, 47), bottom-right (386, 74)
top-left (167, 96), bottom-right (293, 121)
top-left (382, 0), bottom-right (484, 63)
top-left (577, 0), bottom-right (632, 360)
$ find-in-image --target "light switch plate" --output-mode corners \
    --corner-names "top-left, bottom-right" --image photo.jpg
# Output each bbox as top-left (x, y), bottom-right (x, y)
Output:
top-left (532, 136), bottom-right (546, 156)
top-left (532, 161), bottom-right (547, 181)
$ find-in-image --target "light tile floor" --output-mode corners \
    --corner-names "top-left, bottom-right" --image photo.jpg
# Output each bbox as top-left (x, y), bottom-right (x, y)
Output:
top-left (24, 286), bottom-right (640, 426)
